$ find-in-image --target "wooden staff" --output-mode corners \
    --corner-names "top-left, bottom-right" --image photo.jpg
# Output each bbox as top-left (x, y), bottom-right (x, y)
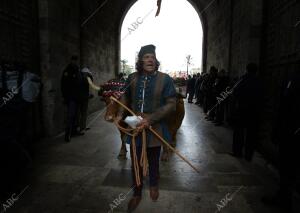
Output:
top-left (110, 96), bottom-right (200, 173)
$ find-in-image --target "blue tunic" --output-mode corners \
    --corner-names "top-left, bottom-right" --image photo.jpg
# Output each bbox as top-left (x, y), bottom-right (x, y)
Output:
top-left (123, 71), bottom-right (176, 147)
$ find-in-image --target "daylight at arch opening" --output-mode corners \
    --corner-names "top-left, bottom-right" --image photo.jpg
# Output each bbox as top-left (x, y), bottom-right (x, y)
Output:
top-left (120, 0), bottom-right (203, 78)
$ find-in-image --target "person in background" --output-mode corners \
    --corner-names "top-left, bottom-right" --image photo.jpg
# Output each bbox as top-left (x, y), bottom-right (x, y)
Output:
top-left (199, 72), bottom-right (209, 109)
top-left (213, 69), bottom-right (229, 126)
top-left (187, 74), bottom-right (196, 103)
top-left (231, 63), bottom-right (263, 161)
top-left (118, 72), bottom-right (127, 82)
top-left (194, 73), bottom-right (202, 105)
top-left (61, 55), bottom-right (84, 142)
top-left (78, 66), bottom-right (94, 133)
top-left (203, 66), bottom-right (218, 119)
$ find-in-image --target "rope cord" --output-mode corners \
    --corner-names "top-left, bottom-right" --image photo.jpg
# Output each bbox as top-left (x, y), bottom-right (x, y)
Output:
top-left (110, 96), bottom-right (200, 187)
top-left (113, 118), bottom-right (148, 186)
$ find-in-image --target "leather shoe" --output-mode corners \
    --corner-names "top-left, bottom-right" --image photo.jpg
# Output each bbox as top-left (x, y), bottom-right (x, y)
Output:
top-left (127, 196), bottom-right (141, 212)
top-left (150, 186), bottom-right (159, 201)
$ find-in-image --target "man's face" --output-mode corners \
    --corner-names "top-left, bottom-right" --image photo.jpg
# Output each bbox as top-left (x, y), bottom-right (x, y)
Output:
top-left (142, 53), bottom-right (156, 73)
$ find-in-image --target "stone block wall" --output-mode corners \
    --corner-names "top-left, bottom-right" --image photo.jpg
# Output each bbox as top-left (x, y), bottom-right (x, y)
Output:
top-left (39, 0), bottom-right (130, 135)
top-left (204, 0), bottom-right (263, 77)
top-left (38, 0), bottom-right (80, 135)
top-left (0, 0), bottom-right (41, 139)
top-left (80, 0), bottom-right (123, 115)
top-left (205, 0), bottom-right (231, 73)
top-left (0, 0), bottom-right (39, 71)
top-left (3, 0), bottom-right (297, 150)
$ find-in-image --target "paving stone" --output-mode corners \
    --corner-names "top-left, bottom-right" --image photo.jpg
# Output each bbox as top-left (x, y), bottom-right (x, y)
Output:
top-left (10, 101), bottom-right (284, 213)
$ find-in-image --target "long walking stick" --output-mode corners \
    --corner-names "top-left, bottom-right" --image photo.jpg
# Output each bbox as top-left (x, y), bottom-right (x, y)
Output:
top-left (110, 96), bottom-right (200, 173)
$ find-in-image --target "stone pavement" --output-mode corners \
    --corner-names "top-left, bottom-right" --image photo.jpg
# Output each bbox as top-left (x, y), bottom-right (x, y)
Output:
top-left (8, 101), bottom-right (285, 213)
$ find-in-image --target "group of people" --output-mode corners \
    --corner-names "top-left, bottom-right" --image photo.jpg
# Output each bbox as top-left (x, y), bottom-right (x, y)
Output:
top-left (60, 47), bottom-right (299, 213)
top-left (60, 47), bottom-right (174, 212)
top-left (60, 47), bottom-right (179, 212)
top-left (187, 64), bottom-right (263, 161)
top-left (1, 45), bottom-right (297, 212)
top-left (187, 62), bottom-right (299, 212)
top-left (61, 56), bottom-right (94, 142)
top-left (186, 66), bottom-right (229, 126)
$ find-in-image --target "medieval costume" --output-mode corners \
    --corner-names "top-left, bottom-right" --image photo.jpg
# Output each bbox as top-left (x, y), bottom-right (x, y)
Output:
top-left (118, 44), bottom-right (176, 212)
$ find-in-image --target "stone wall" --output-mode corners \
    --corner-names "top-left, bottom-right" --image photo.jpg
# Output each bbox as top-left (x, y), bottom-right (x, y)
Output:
top-left (203, 0), bottom-right (263, 77)
top-left (230, 0), bottom-right (263, 77)
top-left (80, 0), bottom-right (124, 115)
top-left (3, 0), bottom-right (297, 148)
top-left (38, 0), bottom-right (80, 135)
top-left (39, 0), bottom-right (131, 135)
top-left (258, 0), bottom-right (300, 160)
top-left (2, 0), bottom-right (264, 136)
top-left (205, 0), bottom-right (231, 73)
top-left (0, 0), bottom-right (39, 71)
top-left (0, 0), bottom-right (41, 139)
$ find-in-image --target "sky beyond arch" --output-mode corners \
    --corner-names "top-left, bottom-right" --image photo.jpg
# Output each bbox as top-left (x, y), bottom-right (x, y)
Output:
top-left (121, 0), bottom-right (203, 73)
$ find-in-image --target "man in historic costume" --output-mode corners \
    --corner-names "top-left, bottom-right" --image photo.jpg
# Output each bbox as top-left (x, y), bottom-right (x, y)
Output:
top-left (116, 44), bottom-right (176, 212)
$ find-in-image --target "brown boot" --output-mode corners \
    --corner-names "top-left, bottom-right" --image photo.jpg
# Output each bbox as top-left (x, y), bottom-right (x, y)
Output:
top-left (127, 196), bottom-right (141, 212)
top-left (150, 186), bottom-right (159, 201)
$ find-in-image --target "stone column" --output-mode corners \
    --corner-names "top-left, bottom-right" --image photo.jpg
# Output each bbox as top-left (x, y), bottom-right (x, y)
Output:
top-left (38, 0), bottom-right (55, 136)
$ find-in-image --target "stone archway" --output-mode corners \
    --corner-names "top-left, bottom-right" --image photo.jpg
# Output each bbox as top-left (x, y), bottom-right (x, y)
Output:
top-left (37, 0), bottom-right (263, 135)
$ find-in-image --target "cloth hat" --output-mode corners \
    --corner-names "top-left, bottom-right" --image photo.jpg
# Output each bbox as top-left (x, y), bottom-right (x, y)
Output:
top-left (138, 44), bottom-right (156, 59)
top-left (81, 67), bottom-right (92, 75)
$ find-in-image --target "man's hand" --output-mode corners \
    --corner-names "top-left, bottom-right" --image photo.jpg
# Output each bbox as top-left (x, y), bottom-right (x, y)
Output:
top-left (136, 118), bottom-right (150, 132)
